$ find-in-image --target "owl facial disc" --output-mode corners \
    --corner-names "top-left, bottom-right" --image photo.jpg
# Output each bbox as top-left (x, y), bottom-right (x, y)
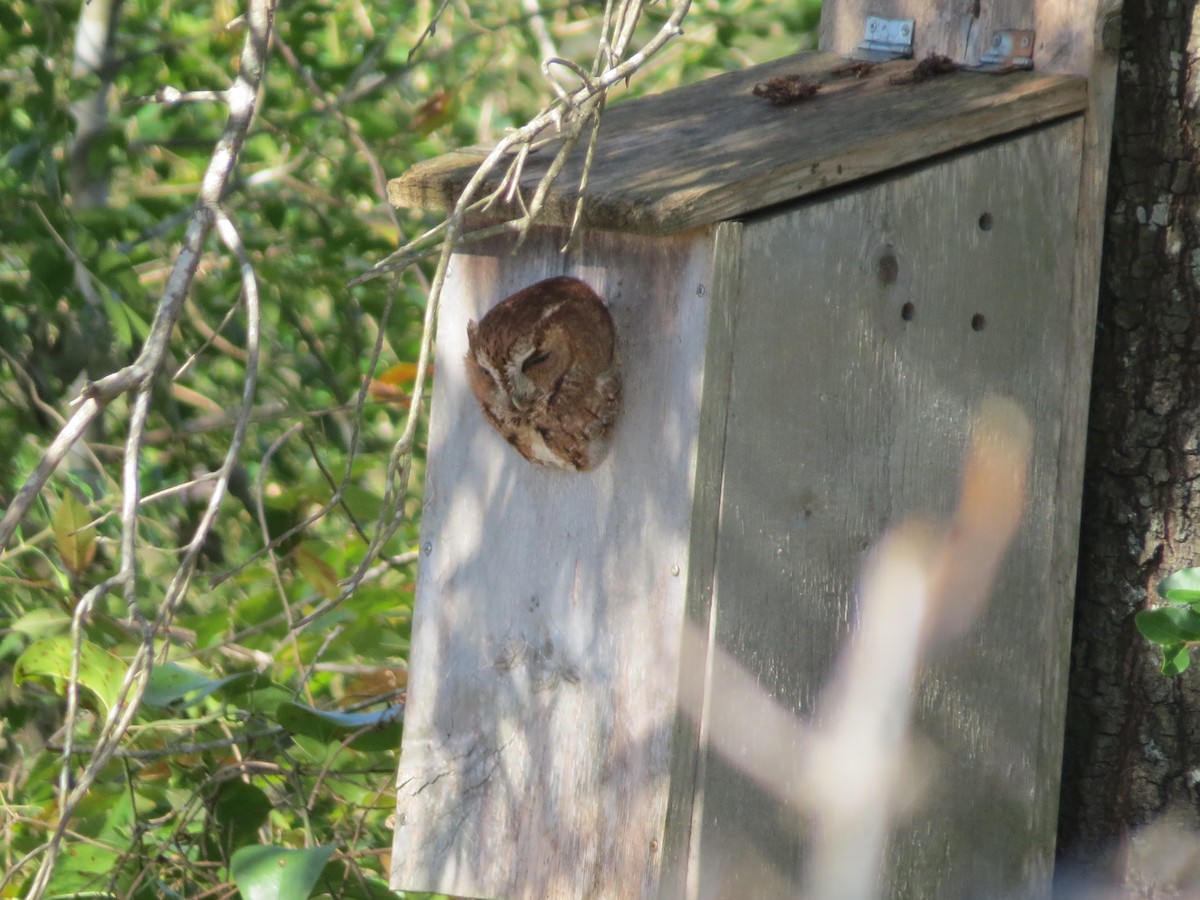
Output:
top-left (464, 276), bottom-right (622, 472)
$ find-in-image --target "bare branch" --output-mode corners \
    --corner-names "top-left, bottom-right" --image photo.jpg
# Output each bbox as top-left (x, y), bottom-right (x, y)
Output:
top-left (10, 1), bottom-right (276, 895)
top-left (352, 0), bottom-right (693, 289)
top-left (4, 5), bottom-right (696, 895)
top-left (408, 0), bottom-right (454, 61)
top-left (323, 1), bottom-right (695, 644)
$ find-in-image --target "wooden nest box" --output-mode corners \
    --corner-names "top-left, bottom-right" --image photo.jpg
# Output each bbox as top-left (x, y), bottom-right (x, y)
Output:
top-left (387, 3), bottom-right (1117, 897)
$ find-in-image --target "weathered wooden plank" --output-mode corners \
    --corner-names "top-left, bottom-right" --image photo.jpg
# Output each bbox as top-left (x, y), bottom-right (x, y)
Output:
top-left (390, 225), bottom-right (734, 899)
top-left (657, 222), bottom-right (744, 900)
top-left (690, 118), bottom-right (1085, 898)
top-left (388, 52), bottom-right (1085, 235)
top-left (1036, 1), bottom-right (1122, 852)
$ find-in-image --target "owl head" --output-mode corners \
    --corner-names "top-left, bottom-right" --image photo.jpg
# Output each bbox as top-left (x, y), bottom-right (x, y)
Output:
top-left (465, 276), bottom-right (621, 472)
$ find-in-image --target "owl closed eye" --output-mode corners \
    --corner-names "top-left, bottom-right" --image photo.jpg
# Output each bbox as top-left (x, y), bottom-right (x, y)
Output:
top-left (465, 276), bottom-right (621, 472)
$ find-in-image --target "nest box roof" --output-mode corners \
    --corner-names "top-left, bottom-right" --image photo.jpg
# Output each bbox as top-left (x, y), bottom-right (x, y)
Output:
top-left (388, 51), bottom-right (1085, 235)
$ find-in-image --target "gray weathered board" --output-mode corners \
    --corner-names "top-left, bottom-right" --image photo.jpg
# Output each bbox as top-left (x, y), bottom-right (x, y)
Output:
top-left (391, 111), bottom-right (1086, 896)
top-left (389, 54), bottom-right (1085, 236)
top-left (692, 117), bottom-right (1084, 899)
top-left (391, 224), bottom-right (740, 898)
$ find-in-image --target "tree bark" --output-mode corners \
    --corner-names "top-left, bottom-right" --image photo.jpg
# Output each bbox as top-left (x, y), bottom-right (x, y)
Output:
top-left (1058, 0), bottom-right (1200, 883)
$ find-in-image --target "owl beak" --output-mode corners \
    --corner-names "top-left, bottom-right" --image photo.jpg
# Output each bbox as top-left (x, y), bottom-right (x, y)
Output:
top-left (509, 375), bottom-right (537, 411)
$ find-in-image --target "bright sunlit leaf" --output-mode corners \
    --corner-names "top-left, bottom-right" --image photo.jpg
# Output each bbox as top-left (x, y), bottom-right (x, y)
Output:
top-left (13, 636), bottom-right (127, 714)
top-left (52, 491), bottom-right (97, 576)
top-left (1157, 566), bottom-right (1200, 604)
top-left (1135, 606), bottom-right (1200, 645)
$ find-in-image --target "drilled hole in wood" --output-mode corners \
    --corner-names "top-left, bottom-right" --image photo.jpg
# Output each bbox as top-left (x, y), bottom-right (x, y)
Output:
top-left (877, 251), bottom-right (899, 284)
top-left (978, 212), bottom-right (993, 231)
top-left (971, 313), bottom-right (987, 331)
top-left (900, 302), bottom-right (916, 322)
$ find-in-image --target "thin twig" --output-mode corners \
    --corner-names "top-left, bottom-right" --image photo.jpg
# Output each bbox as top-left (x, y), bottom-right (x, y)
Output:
top-left (408, 0), bottom-right (454, 61)
top-left (273, 32), bottom-right (400, 233)
top-left (564, 94), bottom-right (606, 250)
top-left (314, 0), bottom-right (695, 634)
top-left (350, 0), bottom-right (692, 288)
top-left (253, 422), bottom-right (311, 700)
top-left (48, 727), bottom-right (287, 760)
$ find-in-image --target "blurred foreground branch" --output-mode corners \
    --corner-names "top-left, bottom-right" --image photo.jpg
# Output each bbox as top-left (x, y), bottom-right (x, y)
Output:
top-left (678, 397), bottom-right (1034, 900)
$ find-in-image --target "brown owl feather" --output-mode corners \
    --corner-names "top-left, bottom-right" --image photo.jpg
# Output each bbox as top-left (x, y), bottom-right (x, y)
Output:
top-left (465, 276), bottom-right (621, 471)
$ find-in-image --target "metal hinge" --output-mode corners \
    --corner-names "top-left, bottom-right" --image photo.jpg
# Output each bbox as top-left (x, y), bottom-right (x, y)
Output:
top-left (976, 30), bottom-right (1036, 70)
top-left (854, 16), bottom-right (915, 61)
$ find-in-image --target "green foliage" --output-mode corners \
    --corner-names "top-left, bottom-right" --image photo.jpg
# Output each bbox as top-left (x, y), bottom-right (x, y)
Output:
top-left (13, 636), bottom-right (128, 713)
top-left (231, 844), bottom-right (337, 900)
top-left (1139, 567), bottom-right (1200, 675)
top-left (0, 0), bottom-right (818, 896)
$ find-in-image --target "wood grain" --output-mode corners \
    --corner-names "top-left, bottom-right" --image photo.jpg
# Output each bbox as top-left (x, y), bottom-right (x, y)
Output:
top-left (389, 0), bottom-right (1118, 888)
top-left (820, 0), bottom-right (1036, 65)
top-left (688, 119), bottom-right (1085, 899)
top-left (389, 225), bottom-right (733, 899)
top-left (388, 52), bottom-right (1085, 235)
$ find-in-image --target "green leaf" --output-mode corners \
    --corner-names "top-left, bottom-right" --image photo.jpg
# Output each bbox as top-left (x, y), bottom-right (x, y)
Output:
top-left (102, 289), bottom-right (150, 344)
top-left (210, 780), bottom-right (272, 854)
top-left (52, 490), bottom-right (97, 575)
top-left (28, 244), bottom-right (72, 298)
top-left (1162, 644), bottom-right (1191, 676)
top-left (39, 840), bottom-right (124, 896)
top-left (1136, 606), bottom-right (1200, 645)
top-left (9, 608), bottom-right (71, 637)
top-left (102, 289), bottom-right (132, 346)
top-left (13, 636), bottom-right (127, 714)
top-left (237, 682), bottom-right (294, 718)
top-left (1157, 567), bottom-right (1200, 603)
top-left (143, 662), bottom-right (211, 707)
top-left (276, 701), bottom-right (403, 752)
top-left (230, 844), bottom-right (336, 900)
top-left (142, 662), bottom-right (267, 709)
top-left (74, 781), bottom-right (137, 845)
top-left (312, 864), bottom-right (402, 900)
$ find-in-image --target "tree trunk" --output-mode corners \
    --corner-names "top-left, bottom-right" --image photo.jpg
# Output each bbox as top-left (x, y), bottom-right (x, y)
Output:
top-left (1058, 0), bottom-right (1200, 884)
top-left (70, 0), bottom-right (121, 211)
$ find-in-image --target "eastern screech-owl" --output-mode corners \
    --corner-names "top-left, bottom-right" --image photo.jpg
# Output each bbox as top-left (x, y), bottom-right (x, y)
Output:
top-left (465, 276), bottom-right (621, 472)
